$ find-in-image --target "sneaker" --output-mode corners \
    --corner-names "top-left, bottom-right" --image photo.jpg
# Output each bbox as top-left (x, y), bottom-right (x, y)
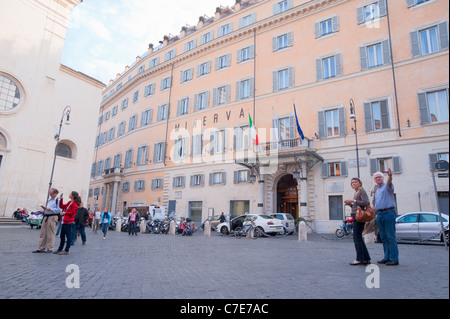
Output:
top-left (82, 242), bottom-right (86, 245)
top-left (32, 250), bottom-right (44, 253)
top-left (44, 249), bottom-right (53, 253)
top-left (53, 250), bottom-right (61, 254)
top-left (57, 251), bottom-right (69, 255)
top-left (103, 237), bottom-right (106, 240)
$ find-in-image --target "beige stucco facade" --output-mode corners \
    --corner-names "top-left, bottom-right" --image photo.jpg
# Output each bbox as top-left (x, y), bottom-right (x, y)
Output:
top-left (88, 0), bottom-right (448, 231)
top-left (0, 0), bottom-right (105, 216)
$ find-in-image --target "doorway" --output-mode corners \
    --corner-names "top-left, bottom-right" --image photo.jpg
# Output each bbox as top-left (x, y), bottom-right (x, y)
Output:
top-left (329, 196), bottom-right (344, 220)
top-left (189, 201), bottom-right (203, 227)
top-left (277, 174), bottom-right (298, 219)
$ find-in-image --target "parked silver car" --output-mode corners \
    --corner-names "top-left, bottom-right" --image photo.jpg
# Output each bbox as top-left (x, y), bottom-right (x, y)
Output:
top-left (269, 213), bottom-right (295, 235)
top-left (396, 212), bottom-right (449, 245)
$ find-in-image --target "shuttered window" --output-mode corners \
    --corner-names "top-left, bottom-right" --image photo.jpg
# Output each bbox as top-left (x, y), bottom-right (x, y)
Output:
top-left (364, 100), bottom-right (391, 132)
top-left (410, 22), bottom-right (449, 58)
top-left (318, 108), bottom-right (346, 138)
top-left (418, 89), bottom-right (449, 125)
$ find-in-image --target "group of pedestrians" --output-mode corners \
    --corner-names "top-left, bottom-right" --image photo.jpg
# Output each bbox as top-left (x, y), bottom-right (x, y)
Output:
top-left (31, 188), bottom-right (112, 255)
top-left (345, 168), bottom-right (399, 266)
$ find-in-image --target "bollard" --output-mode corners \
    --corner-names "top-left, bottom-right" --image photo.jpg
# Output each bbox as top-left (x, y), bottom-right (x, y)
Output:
top-left (140, 220), bottom-right (146, 233)
top-left (169, 220), bottom-right (176, 235)
top-left (204, 221), bottom-right (211, 237)
top-left (298, 221), bottom-right (307, 242)
top-left (115, 219), bottom-right (122, 232)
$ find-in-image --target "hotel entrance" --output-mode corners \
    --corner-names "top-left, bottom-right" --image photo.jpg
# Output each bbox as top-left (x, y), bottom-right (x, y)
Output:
top-left (276, 174), bottom-right (298, 219)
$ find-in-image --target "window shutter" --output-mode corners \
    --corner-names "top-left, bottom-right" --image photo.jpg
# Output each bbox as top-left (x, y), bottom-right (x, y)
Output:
top-left (360, 46), bottom-right (368, 71)
top-left (316, 59), bottom-right (323, 81)
top-left (176, 100), bottom-right (181, 116)
top-left (287, 31), bottom-right (294, 47)
top-left (378, 0), bottom-right (387, 18)
top-left (392, 156), bottom-right (402, 174)
top-left (429, 153), bottom-right (439, 172)
top-left (226, 53), bottom-right (232, 67)
top-left (289, 67), bottom-right (294, 87)
top-left (194, 94), bottom-right (199, 112)
top-left (314, 22), bottom-right (321, 38)
top-left (364, 103), bottom-right (373, 132)
top-left (212, 88), bottom-right (218, 106)
top-left (289, 115), bottom-right (295, 139)
top-left (332, 16), bottom-right (339, 32)
top-left (406, 0), bottom-right (417, 8)
top-left (417, 92), bottom-right (430, 125)
top-left (438, 22), bottom-right (449, 51)
top-left (210, 133), bottom-right (215, 155)
top-left (234, 171), bottom-right (239, 184)
top-left (338, 107), bottom-right (346, 136)
top-left (215, 57), bottom-right (220, 70)
top-left (335, 53), bottom-right (342, 77)
top-left (380, 100), bottom-right (390, 129)
top-left (272, 36), bottom-right (278, 51)
top-left (225, 84), bottom-right (231, 103)
top-left (322, 163), bottom-right (329, 178)
top-left (340, 161), bottom-right (348, 177)
top-left (410, 31), bottom-right (421, 57)
top-left (249, 45), bottom-right (255, 59)
top-left (357, 6), bottom-right (364, 25)
top-left (381, 40), bottom-right (391, 65)
top-left (273, 71), bottom-right (278, 92)
top-left (318, 111), bottom-right (326, 139)
top-left (236, 81), bottom-right (241, 100)
top-left (236, 49), bottom-right (242, 63)
top-left (273, 3), bottom-right (280, 15)
top-left (222, 172), bottom-right (227, 185)
top-left (370, 159), bottom-right (379, 175)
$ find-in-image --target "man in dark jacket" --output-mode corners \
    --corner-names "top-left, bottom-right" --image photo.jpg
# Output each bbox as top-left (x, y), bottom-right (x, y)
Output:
top-left (74, 202), bottom-right (90, 245)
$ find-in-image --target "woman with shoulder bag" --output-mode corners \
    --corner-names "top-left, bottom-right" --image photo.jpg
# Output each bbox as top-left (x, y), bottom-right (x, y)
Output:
top-left (344, 178), bottom-right (371, 266)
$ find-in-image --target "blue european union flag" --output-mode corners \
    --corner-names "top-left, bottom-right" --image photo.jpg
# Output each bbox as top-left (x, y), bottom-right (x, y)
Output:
top-left (294, 104), bottom-right (305, 140)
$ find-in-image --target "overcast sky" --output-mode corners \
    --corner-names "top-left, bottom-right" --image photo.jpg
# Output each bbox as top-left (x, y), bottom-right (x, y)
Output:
top-left (61, 0), bottom-right (236, 84)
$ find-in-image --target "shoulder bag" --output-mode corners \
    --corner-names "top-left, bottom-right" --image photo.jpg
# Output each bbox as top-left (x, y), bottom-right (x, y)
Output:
top-left (356, 192), bottom-right (376, 223)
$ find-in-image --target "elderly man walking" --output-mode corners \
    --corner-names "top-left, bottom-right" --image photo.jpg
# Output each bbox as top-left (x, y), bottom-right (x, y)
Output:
top-left (373, 168), bottom-right (399, 266)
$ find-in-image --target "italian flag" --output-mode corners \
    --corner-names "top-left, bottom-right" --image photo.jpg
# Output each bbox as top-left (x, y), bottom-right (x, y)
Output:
top-left (249, 113), bottom-right (259, 146)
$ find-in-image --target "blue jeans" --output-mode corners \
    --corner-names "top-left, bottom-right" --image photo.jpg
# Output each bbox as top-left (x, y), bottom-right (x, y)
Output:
top-left (101, 223), bottom-right (109, 237)
top-left (376, 210), bottom-right (399, 262)
top-left (58, 223), bottom-right (74, 252)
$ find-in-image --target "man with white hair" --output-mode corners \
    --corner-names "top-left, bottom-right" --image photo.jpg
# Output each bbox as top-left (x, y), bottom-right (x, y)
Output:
top-left (373, 168), bottom-right (399, 266)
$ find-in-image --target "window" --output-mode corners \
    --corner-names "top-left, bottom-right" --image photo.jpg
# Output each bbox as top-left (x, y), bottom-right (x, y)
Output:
top-left (364, 100), bottom-right (390, 132)
top-left (104, 111), bottom-right (110, 122)
top-left (410, 22), bottom-right (448, 57)
top-left (0, 74), bottom-right (21, 111)
top-left (113, 153), bottom-right (122, 168)
top-left (418, 88), bottom-right (449, 125)
top-left (128, 115), bottom-right (137, 132)
top-left (112, 106), bottom-right (118, 117)
top-left (234, 170), bottom-right (250, 183)
top-left (315, 16), bottom-right (339, 38)
top-left (213, 85), bottom-right (230, 106)
top-left (122, 182), bottom-right (130, 193)
top-left (153, 142), bottom-right (166, 163)
top-left (107, 127), bottom-right (115, 142)
top-left (118, 121), bottom-right (126, 137)
top-left (55, 143), bottom-right (72, 159)
top-left (370, 156), bottom-right (402, 175)
top-left (137, 145), bottom-right (149, 165)
top-left (210, 130), bottom-right (226, 154)
top-left (322, 161), bottom-right (348, 178)
top-left (151, 178), bottom-right (163, 190)
top-left (234, 126), bottom-right (249, 151)
top-left (124, 149), bottom-right (133, 168)
top-left (157, 104), bottom-right (169, 121)
top-left (210, 172), bottom-right (226, 185)
top-left (357, 1), bottom-right (387, 25)
top-left (121, 98), bottom-right (128, 110)
top-left (201, 31), bottom-right (213, 45)
top-left (141, 109), bottom-right (153, 126)
top-left (216, 54), bottom-right (231, 70)
top-left (318, 108), bottom-right (346, 138)
top-left (134, 180), bottom-right (145, 191)
top-left (144, 84), bottom-right (155, 97)
top-left (360, 40), bottom-right (391, 70)
top-left (165, 49), bottom-right (176, 61)
top-left (191, 134), bottom-right (204, 157)
top-left (218, 23), bottom-right (232, 37)
top-left (278, 69), bottom-right (290, 90)
top-left (177, 98), bottom-right (190, 116)
top-left (236, 79), bottom-right (253, 100)
top-left (149, 57), bottom-right (159, 68)
top-left (272, 32), bottom-right (293, 52)
top-left (272, 67), bottom-right (295, 92)
top-left (96, 160), bottom-right (103, 176)
top-left (185, 40), bottom-right (196, 52)
top-left (407, 0), bottom-right (432, 8)
top-left (278, 117), bottom-right (293, 140)
top-left (161, 76), bottom-right (172, 91)
top-left (173, 176), bottom-right (186, 188)
top-left (237, 46), bottom-right (255, 63)
top-left (174, 137), bottom-right (189, 160)
top-left (181, 68), bottom-right (193, 83)
top-left (316, 54), bottom-right (342, 81)
top-left (194, 92), bottom-right (209, 111)
top-left (190, 174), bottom-right (205, 187)
top-left (137, 65), bottom-right (144, 74)
top-left (198, 61), bottom-right (211, 77)
top-left (240, 13), bottom-right (256, 28)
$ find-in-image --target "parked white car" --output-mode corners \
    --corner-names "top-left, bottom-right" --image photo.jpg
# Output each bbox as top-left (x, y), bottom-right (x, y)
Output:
top-left (269, 213), bottom-right (295, 235)
top-left (396, 212), bottom-right (449, 244)
top-left (217, 214), bottom-right (283, 236)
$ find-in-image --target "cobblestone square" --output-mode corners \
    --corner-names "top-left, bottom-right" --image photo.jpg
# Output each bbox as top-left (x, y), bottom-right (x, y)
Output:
top-left (0, 226), bottom-right (448, 300)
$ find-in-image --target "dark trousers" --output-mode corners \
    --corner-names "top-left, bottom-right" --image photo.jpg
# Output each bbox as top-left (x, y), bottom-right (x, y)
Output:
top-left (129, 221), bottom-right (137, 235)
top-left (58, 223), bottom-right (74, 252)
top-left (352, 215), bottom-right (371, 262)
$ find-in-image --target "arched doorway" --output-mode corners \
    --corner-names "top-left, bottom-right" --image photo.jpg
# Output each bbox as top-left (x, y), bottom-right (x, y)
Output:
top-left (276, 174), bottom-right (298, 219)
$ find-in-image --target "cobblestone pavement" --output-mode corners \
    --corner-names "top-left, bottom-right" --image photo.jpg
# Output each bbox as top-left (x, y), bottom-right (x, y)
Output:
top-left (0, 225), bottom-right (448, 300)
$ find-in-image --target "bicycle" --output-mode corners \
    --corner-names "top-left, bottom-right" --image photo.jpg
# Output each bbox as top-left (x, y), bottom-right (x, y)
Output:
top-left (234, 221), bottom-right (262, 239)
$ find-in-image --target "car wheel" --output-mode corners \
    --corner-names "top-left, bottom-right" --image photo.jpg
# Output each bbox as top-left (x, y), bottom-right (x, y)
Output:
top-left (444, 230), bottom-right (449, 246)
top-left (279, 226), bottom-right (287, 235)
top-left (220, 226), bottom-right (229, 235)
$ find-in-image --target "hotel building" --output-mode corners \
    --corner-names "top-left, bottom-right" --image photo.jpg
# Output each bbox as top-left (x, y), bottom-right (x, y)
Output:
top-left (88, 0), bottom-right (448, 231)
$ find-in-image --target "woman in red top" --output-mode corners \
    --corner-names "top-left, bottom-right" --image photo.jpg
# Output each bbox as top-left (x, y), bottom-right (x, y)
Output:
top-left (54, 191), bottom-right (80, 255)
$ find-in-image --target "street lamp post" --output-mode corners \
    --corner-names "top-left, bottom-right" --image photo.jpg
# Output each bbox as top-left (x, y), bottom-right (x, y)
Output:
top-left (45, 106), bottom-right (71, 206)
top-left (349, 99), bottom-right (360, 178)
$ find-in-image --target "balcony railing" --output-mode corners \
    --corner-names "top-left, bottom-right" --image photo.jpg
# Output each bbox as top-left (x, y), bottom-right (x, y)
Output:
top-left (259, 138), bottom-right (312, 152)
top-left (103, 167), bottom-right (124, 176)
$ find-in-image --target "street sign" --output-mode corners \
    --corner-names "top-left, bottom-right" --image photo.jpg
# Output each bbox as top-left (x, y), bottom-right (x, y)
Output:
top-left (435, 160), bottom-right (449, 172)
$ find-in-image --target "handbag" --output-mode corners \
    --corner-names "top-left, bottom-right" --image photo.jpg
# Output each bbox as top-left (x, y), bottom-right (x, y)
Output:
top-left (355, 192), bottom-right (376, 223)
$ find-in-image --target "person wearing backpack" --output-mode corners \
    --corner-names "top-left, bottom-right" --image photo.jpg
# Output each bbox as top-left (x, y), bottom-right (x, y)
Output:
top-left (100, 209), bottom-right (112, 239)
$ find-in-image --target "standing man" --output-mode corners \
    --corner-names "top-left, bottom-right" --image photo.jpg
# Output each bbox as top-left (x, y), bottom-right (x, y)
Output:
top-left (373, 168), bottom-right (399, 266)
top-left (32, 188), bottom-right (61, 253)
top-left (74, 202), bottom-right (90, 245)
top-left (92, 208), bottom-right (101, 234)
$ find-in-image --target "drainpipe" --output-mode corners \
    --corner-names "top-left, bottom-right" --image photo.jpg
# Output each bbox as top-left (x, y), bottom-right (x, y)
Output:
top-left (163, 63), bottom-right (175, 166)
top-left (386, 0), bottom-right (402, 138)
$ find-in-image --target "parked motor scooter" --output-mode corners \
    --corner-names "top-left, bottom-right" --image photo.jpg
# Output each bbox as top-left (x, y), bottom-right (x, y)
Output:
top-left (335, 217), bottom-right (354, 238)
